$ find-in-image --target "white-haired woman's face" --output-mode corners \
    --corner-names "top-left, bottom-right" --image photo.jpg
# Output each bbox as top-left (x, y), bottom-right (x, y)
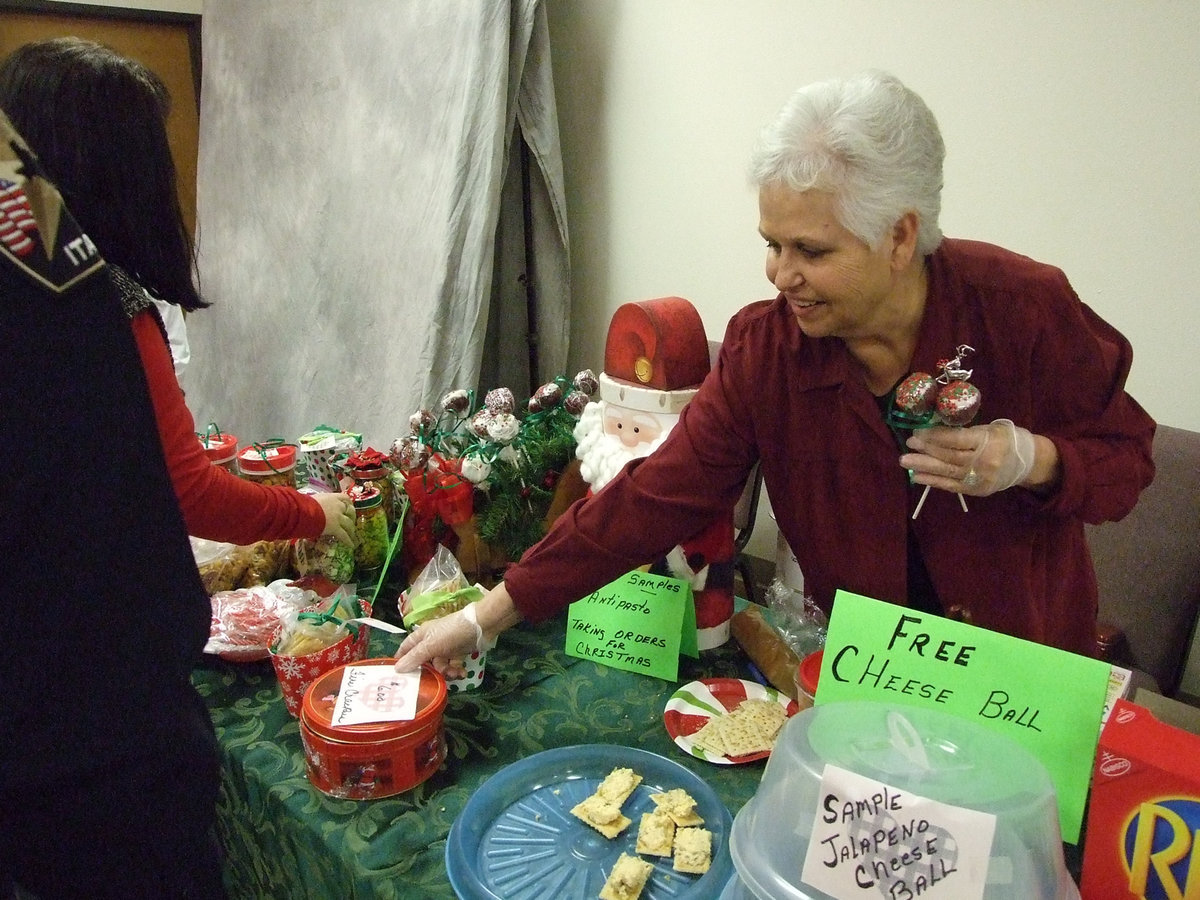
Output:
top-left (758, 183), bottom-right (900, 341)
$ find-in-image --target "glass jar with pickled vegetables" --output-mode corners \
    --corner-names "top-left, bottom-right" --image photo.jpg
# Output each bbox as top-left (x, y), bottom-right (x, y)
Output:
top-left (237, 442), bottom-right (298, 487)
top-left (349, 483), bottom-right (389, 578)
top-left (342, 448), bottom-right (397, 525)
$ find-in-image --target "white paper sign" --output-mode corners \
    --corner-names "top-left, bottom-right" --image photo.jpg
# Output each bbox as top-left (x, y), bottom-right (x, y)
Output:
top-left (330, 665), bottom-right (420, 727)
top-left (800, 764), bottom-right (996, 900)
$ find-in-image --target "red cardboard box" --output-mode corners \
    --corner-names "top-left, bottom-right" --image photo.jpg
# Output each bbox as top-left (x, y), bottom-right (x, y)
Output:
top-left (1081, 696), bottom-right (1200, 899)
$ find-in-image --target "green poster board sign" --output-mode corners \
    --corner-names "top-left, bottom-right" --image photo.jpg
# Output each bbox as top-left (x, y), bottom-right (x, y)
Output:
top-left (566, 571), bottom-right (698, 681)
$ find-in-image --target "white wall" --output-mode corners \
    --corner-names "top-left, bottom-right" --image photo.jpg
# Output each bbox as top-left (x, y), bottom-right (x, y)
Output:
top-left (545, 2), bottom-right (1200, 690)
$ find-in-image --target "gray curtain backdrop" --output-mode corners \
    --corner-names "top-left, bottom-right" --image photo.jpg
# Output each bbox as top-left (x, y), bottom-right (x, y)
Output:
top-left (184, 0), bottom-right (569, 450)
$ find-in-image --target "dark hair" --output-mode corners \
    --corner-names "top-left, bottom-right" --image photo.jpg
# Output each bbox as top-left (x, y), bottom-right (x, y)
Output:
top-left (0, 37), bottom-right (206, 310)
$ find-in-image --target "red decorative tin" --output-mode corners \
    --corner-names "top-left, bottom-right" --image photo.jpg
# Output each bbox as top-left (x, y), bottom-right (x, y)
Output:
top-left (299, 658), bottom-right (447, 800)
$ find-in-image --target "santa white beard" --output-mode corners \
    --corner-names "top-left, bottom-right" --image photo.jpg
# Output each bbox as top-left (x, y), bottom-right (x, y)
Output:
top-left (573, 401), bottom-right (670, 492)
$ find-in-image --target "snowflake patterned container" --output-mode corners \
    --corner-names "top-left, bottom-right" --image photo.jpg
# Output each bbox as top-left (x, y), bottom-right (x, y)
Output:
top-left (299, 658), bottom-right (448, 800)
top-left (269, 600), bottom-right (373, 717)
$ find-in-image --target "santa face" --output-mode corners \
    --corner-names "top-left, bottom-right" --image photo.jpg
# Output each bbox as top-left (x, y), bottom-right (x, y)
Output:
top-left (603, 405), bottom-right (665, 449)
top-left (573, 400), bottom-right (677, 492)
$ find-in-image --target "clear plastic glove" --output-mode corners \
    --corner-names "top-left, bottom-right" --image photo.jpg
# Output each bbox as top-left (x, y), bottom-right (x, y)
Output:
top-left (903, 419), bottom-right (1036, 496)
top-left (393, 603), bottom-right (496, 679)
top-left (314, 492), bottom-right (357, 546)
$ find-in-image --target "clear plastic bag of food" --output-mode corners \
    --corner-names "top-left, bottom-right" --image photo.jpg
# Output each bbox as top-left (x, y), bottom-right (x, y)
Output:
top-left (272, 589), bottom-right (361, 658)
top-left (242, 540), bottom-right (291, 586)
top-left (399, 544), bottom-right (481, 629)
top-left (205, 582), bottom-right (318, 662)
top-left (194, 539), bottom-right (245, 594)
top-left (764, 577), bottom-right (828, 659)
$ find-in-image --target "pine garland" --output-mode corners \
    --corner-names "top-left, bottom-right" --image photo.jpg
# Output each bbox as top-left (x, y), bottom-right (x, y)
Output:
top-left (473, 404), bottom-right (577, 560)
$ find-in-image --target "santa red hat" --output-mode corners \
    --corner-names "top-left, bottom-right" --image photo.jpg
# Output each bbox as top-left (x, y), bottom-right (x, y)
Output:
top-left (599, 297), bottom-right (710, 413)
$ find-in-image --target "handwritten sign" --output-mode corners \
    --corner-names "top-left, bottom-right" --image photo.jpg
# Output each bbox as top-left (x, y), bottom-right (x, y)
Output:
top-left (817, 591), bottom-right (1112, 843)
top-left (801, 764), bottom-right (995, 900)
top-left (566, 571), bottom-right (698, 680)
top-left (331, 665), bottom-right (421, 726)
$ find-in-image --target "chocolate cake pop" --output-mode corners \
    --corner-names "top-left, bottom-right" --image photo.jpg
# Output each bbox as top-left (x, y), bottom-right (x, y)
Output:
top-left (895, 372), bottom-right (938, 417)
top-left (936, 380), bottom-right (981, 426)
top-left (483, 387), bottom-right (515, 414)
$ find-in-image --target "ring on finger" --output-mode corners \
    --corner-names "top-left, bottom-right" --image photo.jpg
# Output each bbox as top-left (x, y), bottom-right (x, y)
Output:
top-left (962, 468), bottom-right (979, 487)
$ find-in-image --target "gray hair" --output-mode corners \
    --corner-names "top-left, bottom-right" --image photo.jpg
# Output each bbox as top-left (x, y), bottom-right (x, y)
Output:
top-left (749, 71), bottom-right (945, 257)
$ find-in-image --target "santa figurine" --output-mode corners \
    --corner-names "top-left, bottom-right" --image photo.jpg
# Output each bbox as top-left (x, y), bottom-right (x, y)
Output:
top-left (573, 296), bottom-right (737, 650)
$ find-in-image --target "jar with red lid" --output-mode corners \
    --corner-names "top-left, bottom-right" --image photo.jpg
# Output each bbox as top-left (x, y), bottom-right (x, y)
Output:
top-left (199, 430), bottom-right (239, 474)
top-left (342, 448), bottom-right (397, 525)
top-left (237, 442), bottom-right (298, 488)
top-left (299, 658), bottom-right (447, 799)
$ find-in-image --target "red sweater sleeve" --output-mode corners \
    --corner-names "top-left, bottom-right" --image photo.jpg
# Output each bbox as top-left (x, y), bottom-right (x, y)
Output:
top-left (131, 310), bottom-right (325, 544)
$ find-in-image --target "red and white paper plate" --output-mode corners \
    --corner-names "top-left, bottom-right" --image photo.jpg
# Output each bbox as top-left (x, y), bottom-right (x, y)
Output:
top-left (663, 677), bottom-right (797, 765)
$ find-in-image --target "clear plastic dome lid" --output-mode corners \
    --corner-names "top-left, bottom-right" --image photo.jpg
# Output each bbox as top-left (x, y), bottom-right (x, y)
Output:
top-left (730, 701), bottom-right (1079, 900)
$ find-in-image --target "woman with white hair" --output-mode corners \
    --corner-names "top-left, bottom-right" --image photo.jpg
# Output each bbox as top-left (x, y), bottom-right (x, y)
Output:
top-left (395, 70), bottom-right (1155, 674)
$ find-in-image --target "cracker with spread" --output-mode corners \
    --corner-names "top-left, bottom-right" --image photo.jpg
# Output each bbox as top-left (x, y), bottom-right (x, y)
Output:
top-left (648, 787), bottom-right (704, 827)
top-left (598, 853), bottom-right (653, 900)
top-left (571, 795), bottom-right (632, 839)
top-left (672, 826), bottom-right (714, 874)
top-left (595, 767), bottom-right (642, 805)
top-left (634, 809), bottom-right (676, 857)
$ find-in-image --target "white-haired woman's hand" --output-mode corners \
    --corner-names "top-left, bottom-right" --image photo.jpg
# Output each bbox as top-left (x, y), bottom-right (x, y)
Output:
top-left (903, 419), bottom-right (1052, 496)
top-left (393, 586), bottom-right (521, 679)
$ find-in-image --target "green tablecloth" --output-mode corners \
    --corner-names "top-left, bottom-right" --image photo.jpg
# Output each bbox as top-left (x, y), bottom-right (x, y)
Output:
top-left (191, 616), bottom-right (767, 899)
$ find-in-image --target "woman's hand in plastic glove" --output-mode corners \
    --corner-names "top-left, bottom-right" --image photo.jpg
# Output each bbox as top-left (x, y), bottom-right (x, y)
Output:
top-left (902, 419), bottom-right (1048, 496)
top-left (314, 492), bottom-right (357, 546)
top-left (394, 587), bottom-right (521, 679)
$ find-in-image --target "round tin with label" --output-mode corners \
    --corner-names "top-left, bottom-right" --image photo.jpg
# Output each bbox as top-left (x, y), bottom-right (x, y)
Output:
top-left (299, 658), bottom-right (447, 800)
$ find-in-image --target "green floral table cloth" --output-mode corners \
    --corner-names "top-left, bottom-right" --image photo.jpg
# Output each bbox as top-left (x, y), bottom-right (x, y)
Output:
top-left (192, 615), bottom-right (768, 899)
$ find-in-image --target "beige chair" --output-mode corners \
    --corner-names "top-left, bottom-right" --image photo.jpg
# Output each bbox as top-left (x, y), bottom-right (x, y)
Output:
top-left (1088, 424), bottom-right (1200, 697)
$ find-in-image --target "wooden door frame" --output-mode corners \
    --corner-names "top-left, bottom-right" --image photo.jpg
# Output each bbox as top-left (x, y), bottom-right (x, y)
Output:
top-left (0, 1), bottom-right (201, 103)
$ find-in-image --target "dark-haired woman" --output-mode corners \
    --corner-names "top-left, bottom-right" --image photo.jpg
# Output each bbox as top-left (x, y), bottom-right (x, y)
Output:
top-left (0, 37), bottom-right (355, 546)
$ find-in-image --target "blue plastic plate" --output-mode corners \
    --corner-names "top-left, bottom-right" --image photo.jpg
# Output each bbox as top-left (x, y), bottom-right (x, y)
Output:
top-left (446, 744), bottom-right (734, 899)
